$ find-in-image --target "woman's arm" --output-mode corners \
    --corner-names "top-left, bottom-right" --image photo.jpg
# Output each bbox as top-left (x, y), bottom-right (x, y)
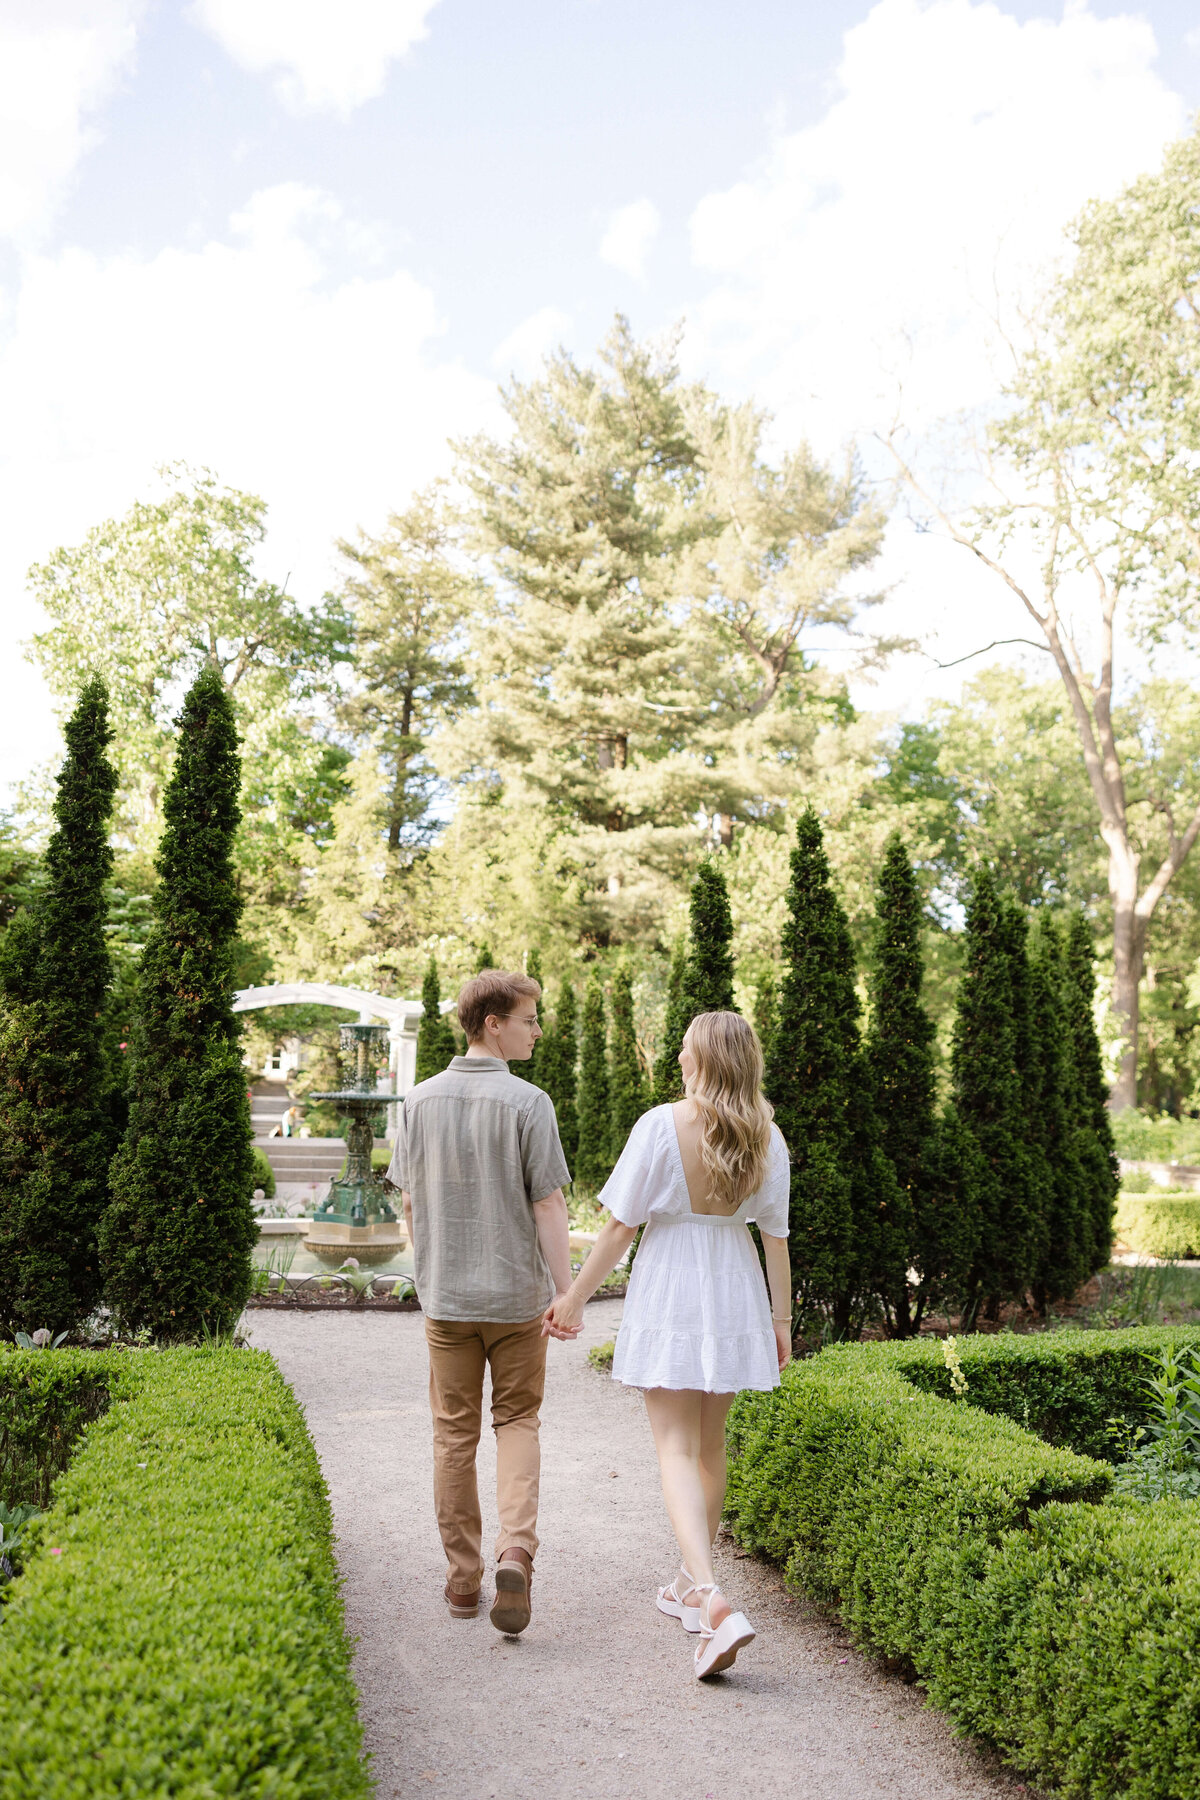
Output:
top-left (542, 1216), bottom-right (638, 1339)
top-left (761, 1231), bottom-right (793, 1372)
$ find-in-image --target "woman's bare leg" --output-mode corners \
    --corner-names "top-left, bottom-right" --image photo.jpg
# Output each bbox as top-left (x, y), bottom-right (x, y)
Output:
top-left (698, 1391), bottom-right (735, 1546)
top-left (644, 1388), bottom-right (731, 1629)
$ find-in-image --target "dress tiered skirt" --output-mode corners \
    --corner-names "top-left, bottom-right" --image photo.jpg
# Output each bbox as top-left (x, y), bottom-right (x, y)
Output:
top-left (612, 1212), bottom-right (780, 1393)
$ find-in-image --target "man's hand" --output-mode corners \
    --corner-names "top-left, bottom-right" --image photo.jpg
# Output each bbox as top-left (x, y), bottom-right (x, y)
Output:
top-left (542, 1292), bottom-right (584, 1340)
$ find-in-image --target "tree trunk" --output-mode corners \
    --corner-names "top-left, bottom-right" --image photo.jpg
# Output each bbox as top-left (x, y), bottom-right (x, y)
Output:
top-left (1108, 839), bottom-right (1144, 1110)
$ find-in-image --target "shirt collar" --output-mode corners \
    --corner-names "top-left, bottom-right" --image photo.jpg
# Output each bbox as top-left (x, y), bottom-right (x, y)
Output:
top-left (450, 1055), bottom-right (509, 1072)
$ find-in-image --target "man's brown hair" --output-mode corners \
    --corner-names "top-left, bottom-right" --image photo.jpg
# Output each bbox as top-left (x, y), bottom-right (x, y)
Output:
top-left (456, 970), bottom-right (541, 1043)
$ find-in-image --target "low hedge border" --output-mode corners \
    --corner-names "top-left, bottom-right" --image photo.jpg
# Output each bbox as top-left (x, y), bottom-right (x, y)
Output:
top-left (1115, 1191), bottom-right (1200, 1259)
top-left (725, 1327), bottom-right (1200, 1800)
top-left (0, 1345), bottom-right (370, 1800)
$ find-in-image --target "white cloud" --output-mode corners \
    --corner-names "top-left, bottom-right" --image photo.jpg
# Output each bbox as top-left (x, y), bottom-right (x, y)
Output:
top-left (491, 306), bottom-right (572, 377)
top-left (684, 0), bottom-right (1186, 713)
top-left (599, 198), bottom-right (661, 280)
top-left (688, 0), bottom-right (1182, 448)
top-left (0, 183), bottom-right (499, 789)
top-left (0, 0), bottom-right (144, 241)
top-left (190, 0), bottom-right (440, 116)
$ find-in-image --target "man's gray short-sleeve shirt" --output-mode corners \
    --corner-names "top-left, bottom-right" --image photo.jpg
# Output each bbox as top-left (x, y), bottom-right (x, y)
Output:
top-left (388, 1055), bottom-right (571, 1323)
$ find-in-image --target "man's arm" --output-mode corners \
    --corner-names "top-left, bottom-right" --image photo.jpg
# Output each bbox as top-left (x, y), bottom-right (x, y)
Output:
top-left (531, 1188), bottom-right (572, 1295)
top-left (402, 1190), bottom-right (414, 1248)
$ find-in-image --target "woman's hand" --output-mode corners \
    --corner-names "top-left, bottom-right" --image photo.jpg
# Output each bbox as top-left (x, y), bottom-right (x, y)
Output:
top-left (542, 1290), bottom-right (585, 1340)
top-left (774, 1320), bottom-right (793, 1373)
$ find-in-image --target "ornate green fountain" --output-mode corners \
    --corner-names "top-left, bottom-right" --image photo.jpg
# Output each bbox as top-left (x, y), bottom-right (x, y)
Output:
top-left (306, 1023), bottom-right (405, 1266)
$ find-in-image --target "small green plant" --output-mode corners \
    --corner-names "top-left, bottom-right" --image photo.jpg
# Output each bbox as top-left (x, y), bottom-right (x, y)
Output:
top-left (588, 1340), bottom-right (615, 1372)
top-left (13, 1329), bottom-right (68, 1351)
top-left (249, 1240), bottom-right (298, 1296)
top-left (0, 1499), bottom-right (40, 1586)
top-left (1110, 1344), bottom-right (1200, 1501)
top-left (335, 1259), bottom-right (377, 1302)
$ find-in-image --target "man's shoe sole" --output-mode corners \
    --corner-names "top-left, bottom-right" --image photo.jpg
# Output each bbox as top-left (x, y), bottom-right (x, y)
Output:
top-left (489, 1564), bottom-right (531, 1635)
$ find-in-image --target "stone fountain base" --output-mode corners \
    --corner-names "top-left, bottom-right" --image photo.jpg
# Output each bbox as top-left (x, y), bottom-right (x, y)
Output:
top-left (306, 1219), bottom-right (407, 1266)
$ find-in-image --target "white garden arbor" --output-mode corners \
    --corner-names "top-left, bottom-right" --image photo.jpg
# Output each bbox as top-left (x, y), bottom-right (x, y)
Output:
top-left (232, 982), bottom-right (431, 1105)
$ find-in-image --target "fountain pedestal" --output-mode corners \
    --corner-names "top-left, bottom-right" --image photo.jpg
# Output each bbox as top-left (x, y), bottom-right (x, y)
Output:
top-left (306, 1023), bottom-right (406, 1267)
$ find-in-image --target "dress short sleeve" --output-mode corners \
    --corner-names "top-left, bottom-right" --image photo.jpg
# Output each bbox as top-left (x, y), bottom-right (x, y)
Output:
top-left (752, 1126), bottom-right (791, 1236)
top-left (598, 1110), bottom-right (661, 1227)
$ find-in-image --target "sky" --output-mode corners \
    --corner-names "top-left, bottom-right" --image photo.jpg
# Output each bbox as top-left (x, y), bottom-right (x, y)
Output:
top-left (0, 0), bottom-right (1196, 797)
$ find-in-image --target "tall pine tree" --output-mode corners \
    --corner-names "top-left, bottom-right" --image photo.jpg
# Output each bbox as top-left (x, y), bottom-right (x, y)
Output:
top-left (1000, 897), bottom-right (1053, 1300)
top-left (1063, 911), bottom-right (1119, 1271)
top-left (1027, 918), bottom-right (1088, 1310)
top-left (535, 979), bottom-right (578, 1168)
top-left (765, 808), bottom-right (903, 1337)
top-left (0, 678), bottom-right (119, 1335)
top-left (951, 868), bottom-right (1034, 1328)
top-left (576, 972), bottom-right (612, 1187)
top-left (99, 669), bottom-right (258, 1340)
top-left (524, 947), bottom-right (545, 1084)
top-left (415, 956), bottom-right (457, 1083)
top-left (866, 833), bottom-right (975, 1335)
top-left (609, 964), bottom-right (648, 1160)
top-left (652, 860), bottom-right (737, 1102)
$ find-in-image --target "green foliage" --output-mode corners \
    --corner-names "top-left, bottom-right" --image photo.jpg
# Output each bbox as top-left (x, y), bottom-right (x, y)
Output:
top-left (0, 679), bottom-right (119, 1336)
top-left (0, 1345), bottom-right (369, 1799)
top-left (652, 860), bottom-right (737, 1103)
top-left (0, 1350), bottom-right (118, 1510)
top-left (752, 968), bottom-right (778, 1068)
top-left (764, 809), bottom-right (905, 1336)
top-left (1116, 1192), bottom-right (1200, 1260)
top-left (587, 1339), bottom-right (615, 1372)
top-left (475, 942), bottom-right (494, 972)
top-left (1027, 919), bottom-right (1089, 1305)
top-left (535, 979), bottom-right (578, 1168)
top-left (415, 956), bottom-right (457, 1084)
top-left (1112, 1111), bottom-right (1200, 1164)
top-left (1064, 911), bottom-right (1119, 1263)
top-left (524, 947), bottom-right (544, 1084)
top-left (251, 1147), bottom-right (276, 1201)
top-left (1110, 1343), bottom-right (1200, 1501)
top-left (725, 1328), bottom-right (1200, 1799)
top-left (608, 965), bottom-right (648, 1159)
top-left (0, 813), bottom-right (40, 935)
top-left (576, 973), bottom-right (611, 1187)
top-left (951, 867), bottom-right (1034, 1323)
top-left (99, 670), bottom-right (259, 1342)
top-left (867, 833), bottom-right (975, 1334)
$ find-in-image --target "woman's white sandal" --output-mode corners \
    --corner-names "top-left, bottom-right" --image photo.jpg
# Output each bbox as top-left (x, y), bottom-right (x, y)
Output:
top-left (656, 1567), bottom-right (702, 1634)
top-left (691, 1584), bottom-right (755, 1680)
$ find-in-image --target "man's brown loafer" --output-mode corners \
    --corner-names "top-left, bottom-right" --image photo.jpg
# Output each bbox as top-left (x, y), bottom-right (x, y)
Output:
top-left (489, 1547), bottom-right (533, 1635)
top-left (444, 1583), bottom-right (480, 1618)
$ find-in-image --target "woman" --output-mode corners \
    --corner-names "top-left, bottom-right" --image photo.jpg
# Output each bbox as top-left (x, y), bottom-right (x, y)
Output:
top-left (543, 1011), bottom-right (791, 1679)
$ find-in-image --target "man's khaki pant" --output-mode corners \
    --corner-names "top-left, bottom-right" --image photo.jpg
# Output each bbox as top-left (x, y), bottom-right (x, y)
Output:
top-left (424, 1315), bottom-right (548, 1595)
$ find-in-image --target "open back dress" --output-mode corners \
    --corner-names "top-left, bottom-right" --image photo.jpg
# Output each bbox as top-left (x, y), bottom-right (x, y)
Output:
top-left (600, 1105), bottom-right (791, 1394)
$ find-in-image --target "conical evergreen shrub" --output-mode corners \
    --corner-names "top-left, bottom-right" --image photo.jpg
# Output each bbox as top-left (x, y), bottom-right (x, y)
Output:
top-left (951, 868), bottom-right (1034, 1328)
top-left (609, 965), bottom-right (648, 1159)
top-left (1000, 896), bottom-right (1053, 1297)
top-left (524, 948), bottom-right (545, 1084)
top-left (415, 957), bottom-right (457, 1083)
top-left (1063, 911), bottom-right (1119, 1270)
top-left (765, 807), bottom-right (904, 1337)
top-left (576, 972), bottom-right (611, 1187)
top-left (866, 833), bottom-right (975, 1335)
top-left (99, 668), bottom-right (258, 1340)
top-left (1027, 918), bottom-right (1088, 1309)
top-left (0, 678), bottom-right (118, 1336)
top-left (652, 861), bottom-right (736, 1102)
top-left (535, 979), bottom-right (578, 1167)
top-left (752, 969), bottom-right (779, 1070)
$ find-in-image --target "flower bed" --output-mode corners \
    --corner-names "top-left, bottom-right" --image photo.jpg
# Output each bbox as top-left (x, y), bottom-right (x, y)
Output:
top-left (725, 1327), bottom-right (1200, 1799)
top-left (0, 1344), bottom-right (369, 1800)
top-left (1115, 1191), bottom-right (1200, 1259)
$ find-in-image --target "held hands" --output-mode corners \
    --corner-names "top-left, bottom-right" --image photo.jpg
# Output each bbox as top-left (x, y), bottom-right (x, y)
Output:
top-left (542, 1290), bottom-right (585, 1340)
top-left (774, 1321), bottom-right (793, 1373)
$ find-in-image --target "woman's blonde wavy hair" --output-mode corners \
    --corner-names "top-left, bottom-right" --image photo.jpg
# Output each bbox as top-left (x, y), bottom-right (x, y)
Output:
top-left (682, 1012), bottom-right (774, 1209)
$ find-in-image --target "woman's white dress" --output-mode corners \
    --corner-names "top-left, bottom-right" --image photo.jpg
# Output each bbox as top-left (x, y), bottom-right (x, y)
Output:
top-left (600, 1106), bottom-right (790, 1394)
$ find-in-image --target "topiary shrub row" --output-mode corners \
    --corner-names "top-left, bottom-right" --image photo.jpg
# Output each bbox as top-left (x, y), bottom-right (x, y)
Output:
top-left (0, 1344), bottom-right (369, 1800)
top-left (1115, 1191), bottom-right (1200, 1260)
top-left (724, 1328), bottom-right (1200, 1799)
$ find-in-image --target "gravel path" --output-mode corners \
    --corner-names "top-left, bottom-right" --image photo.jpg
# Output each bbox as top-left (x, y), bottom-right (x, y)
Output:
top-left (244, 1302), bottom-right (1037, 1800)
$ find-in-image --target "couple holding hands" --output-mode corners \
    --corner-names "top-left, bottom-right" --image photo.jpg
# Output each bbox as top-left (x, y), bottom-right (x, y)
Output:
top-left (388, 968), bottom-right (791, 1681)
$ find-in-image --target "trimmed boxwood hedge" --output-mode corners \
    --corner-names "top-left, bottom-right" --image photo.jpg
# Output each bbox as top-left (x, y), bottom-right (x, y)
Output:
top-left (725, 1327), bottom-right (1200, 1800)
top-left (1115, 1190), bottom-right (1200, 1259)
top-left (0, 1345), bottom-right (370, 1800)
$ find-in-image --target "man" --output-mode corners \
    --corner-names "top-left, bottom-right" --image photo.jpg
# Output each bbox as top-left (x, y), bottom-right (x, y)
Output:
top-left (390, 968), bottom-right (575, 1635)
